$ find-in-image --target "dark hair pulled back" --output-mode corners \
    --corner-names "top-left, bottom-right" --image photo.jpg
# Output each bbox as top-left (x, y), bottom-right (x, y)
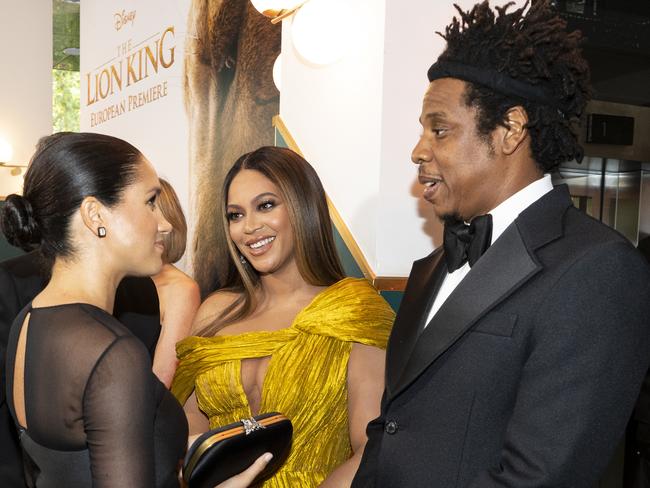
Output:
top-left (2, 193), bottom-right (42, 251)
top-left (0, 132), bottom-right (143, 258)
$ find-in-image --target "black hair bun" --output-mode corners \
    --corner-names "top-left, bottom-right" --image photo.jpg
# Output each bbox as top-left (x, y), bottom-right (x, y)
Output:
top-left (1, 193), bottom-right (42, 251)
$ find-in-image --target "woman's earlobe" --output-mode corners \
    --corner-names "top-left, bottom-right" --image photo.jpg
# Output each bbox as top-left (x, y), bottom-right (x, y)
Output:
top-left (80, 196), bottom-right (106, 237)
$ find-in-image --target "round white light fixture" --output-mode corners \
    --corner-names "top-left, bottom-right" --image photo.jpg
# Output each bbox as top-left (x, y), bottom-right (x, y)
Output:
top-left (291, 0), bottom-right (352, 65)
top-left (0, 137), bottom-right (14, 163)
top-left (272, 53), bottom-right (282, 91)
top-left (250, 0), bottom-right (303, 17)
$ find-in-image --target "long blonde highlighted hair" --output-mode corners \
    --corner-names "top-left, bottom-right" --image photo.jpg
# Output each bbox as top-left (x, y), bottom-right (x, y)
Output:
top-left (197, 146), bottom-right (344, 336)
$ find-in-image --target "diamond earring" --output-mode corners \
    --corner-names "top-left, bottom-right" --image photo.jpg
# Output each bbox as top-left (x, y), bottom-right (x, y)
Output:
top-left (97, 226), bottom-right (107, 238)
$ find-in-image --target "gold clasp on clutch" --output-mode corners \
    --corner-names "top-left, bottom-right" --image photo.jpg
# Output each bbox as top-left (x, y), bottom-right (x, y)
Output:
top-left (241, 417), bottom-right (266, 435)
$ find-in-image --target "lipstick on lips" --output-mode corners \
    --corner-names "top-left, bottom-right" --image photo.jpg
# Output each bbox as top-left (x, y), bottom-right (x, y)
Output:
top-left (246, 235), bottom-right (276, 256)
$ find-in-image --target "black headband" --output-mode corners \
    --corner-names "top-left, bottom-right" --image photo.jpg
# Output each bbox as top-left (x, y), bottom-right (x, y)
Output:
top-left (427, 61), bottom-right (557, 108)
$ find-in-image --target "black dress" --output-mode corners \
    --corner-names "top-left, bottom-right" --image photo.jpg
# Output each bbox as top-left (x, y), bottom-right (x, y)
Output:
top-left (1, 252), bottom-right (164, 488)
top-left (113, 275), bottom-right (162, 358)
top-left (5, 303), bottom-right (187, 487)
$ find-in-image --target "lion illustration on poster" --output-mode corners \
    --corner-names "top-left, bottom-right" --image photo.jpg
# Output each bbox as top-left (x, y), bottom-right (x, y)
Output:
top-left (184, 0), bottom-right (280, 295)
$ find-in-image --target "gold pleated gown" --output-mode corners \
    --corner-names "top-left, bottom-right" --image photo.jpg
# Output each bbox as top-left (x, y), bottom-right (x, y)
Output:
top-left (172, 278), bottom-right (395, 487)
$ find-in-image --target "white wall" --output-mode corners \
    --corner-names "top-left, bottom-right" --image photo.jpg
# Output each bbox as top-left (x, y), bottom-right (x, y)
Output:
top-left (280, 0), bottom-right (387, 270)
top-left (376, 0), bottom-right (444, 275)
top-left (0, 0), bottom-right (52, 166)
top-left (281, 0), bottom-right (525, 277)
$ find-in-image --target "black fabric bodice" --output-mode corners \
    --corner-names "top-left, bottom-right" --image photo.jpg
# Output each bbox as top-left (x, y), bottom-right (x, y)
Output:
top-left (5, 303), bottom-right (187, 487)
top-left (114, 276), bottom-right (162, 358)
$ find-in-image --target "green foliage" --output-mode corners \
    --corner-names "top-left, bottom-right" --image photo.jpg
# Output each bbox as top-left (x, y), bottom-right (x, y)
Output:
top-left (52, 0), bottom-right (80, 132)
top-left (53, 0), bottom-right (80, 71)
top-left (53, 69), bottom-right (80, 133)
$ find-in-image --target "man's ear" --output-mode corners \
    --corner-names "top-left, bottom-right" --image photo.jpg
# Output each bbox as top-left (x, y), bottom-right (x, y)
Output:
top-left (500, 106), bottom-right (529, 155)
top-left (79, 196), bottom-right (106, 237)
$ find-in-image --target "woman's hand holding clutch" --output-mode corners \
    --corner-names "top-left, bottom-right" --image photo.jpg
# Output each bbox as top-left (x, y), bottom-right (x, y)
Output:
top-left (182, 413), bottom-right (292, 487)
top-left (214, 453), bottom-right (273, 488)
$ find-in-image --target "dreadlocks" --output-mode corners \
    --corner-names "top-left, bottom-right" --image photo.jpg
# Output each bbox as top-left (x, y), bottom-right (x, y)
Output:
top-left (437, 0), bottom-right (591, 171)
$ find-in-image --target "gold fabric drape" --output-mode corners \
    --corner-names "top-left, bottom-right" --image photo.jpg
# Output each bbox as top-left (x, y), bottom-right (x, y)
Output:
top-left (172, 278), bottom-right (395, 487)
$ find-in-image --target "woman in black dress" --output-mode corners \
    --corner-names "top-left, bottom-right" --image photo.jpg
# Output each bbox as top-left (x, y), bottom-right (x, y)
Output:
top-left (1, 132), bottom-right (269, 487)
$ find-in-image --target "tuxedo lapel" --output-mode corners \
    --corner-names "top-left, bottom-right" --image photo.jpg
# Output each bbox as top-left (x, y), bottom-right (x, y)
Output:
top-left (385, 249), bottom-right (446, 396)
top-left (390, 223), bottom-right (541, 399)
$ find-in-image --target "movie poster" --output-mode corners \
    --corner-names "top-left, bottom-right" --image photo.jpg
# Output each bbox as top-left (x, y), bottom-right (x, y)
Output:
top-left (81, 0), bottom-right (280, 290)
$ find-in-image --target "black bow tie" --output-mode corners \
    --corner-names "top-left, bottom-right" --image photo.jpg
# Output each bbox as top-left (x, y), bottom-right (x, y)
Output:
top-left (443, 214), bottom-right (493, 273)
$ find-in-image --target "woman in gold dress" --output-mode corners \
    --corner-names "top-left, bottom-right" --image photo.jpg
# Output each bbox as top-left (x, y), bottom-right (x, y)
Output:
top-left (172, 146), bottom-right (395, 487)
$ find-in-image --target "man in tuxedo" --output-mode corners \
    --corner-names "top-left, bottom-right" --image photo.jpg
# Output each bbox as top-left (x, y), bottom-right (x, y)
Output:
top-left (353, 1), bottom-right (650, 487)
top-left (0, 251), bottom-right (161, 486)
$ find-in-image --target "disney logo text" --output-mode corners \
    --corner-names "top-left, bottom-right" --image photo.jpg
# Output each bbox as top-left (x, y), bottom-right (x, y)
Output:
top-left (114, 10), bottom-right (136, 31)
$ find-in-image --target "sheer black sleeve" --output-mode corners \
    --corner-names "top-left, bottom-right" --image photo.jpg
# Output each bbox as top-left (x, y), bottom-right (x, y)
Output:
top-left (6, 302), bottom-right (185, 487)
top-left (83, 335), bottom-right (156, 487)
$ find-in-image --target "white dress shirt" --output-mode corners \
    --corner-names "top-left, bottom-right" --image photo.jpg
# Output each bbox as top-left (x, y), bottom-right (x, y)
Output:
top-left (422, 174), bottom-right (554, 328)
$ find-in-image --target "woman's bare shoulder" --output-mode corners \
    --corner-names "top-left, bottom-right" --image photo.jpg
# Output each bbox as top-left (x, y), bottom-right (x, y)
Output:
top-left (155, 264), bottom-right (198, 293)
top-left (191, 289), bottom-right (241, 333)
top-left (201, 288), bottom-right (240, 310)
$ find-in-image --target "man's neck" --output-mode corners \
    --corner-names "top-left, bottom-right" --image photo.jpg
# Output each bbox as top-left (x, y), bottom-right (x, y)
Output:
top-left (488, 174), bottom-right (554, 244)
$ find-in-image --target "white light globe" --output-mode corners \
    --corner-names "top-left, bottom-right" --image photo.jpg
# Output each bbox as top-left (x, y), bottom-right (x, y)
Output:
top-left (250, 0), bottom-right (302, 17)
top-left (0, 137), bottom-right (13, 163)
top-left (273, 53), bottom-right (282, 91)
top-left (291, 0), bottom-right (352, 65)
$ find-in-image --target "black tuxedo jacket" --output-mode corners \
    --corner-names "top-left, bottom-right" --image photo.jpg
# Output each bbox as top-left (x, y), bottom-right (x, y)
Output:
top-left (0, 251), bottom-right (161, 487)
top-left (353, 185), bottom-right (650, 488)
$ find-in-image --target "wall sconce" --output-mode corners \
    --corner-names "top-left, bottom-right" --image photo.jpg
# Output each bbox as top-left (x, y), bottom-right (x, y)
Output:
top-left (251, 0), bottom-right (353, 65)
top-left (0, 136), bottom-right (14, 163)
top-left (0, 164), bottom-right (25, 177)
top-left (251, 0), bottom-right (306, 24)
top-left (0, 162), bottom-right (27, 198)
top-left (291, 0), bottom-right (353, 65)
top-left (272, 53), bottom-right (283, 91)
top-left (0, 136), bottom-right (26, 197)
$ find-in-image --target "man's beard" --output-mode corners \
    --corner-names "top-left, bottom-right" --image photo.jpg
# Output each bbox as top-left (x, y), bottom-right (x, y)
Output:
top-left (441, 213), bottom-right (464, 225)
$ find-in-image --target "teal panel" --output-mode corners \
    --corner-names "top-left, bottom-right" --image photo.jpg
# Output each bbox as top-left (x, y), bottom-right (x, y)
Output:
top-left (380, 291), bottom-right (403, 313)
top-left (275, 130), bottom-right (289, 150)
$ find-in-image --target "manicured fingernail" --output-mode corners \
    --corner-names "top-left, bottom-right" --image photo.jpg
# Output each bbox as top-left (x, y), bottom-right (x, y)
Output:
top-left (263, 453), bottom-right (273, 463)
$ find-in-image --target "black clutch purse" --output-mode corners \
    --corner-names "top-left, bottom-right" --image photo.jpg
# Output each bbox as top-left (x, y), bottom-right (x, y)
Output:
top-left (182, 412), bottom-right (293, 488)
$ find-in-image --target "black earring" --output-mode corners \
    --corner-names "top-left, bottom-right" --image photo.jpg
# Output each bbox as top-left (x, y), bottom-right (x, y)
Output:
top-left (97, 227), bottom-right (107, 238)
